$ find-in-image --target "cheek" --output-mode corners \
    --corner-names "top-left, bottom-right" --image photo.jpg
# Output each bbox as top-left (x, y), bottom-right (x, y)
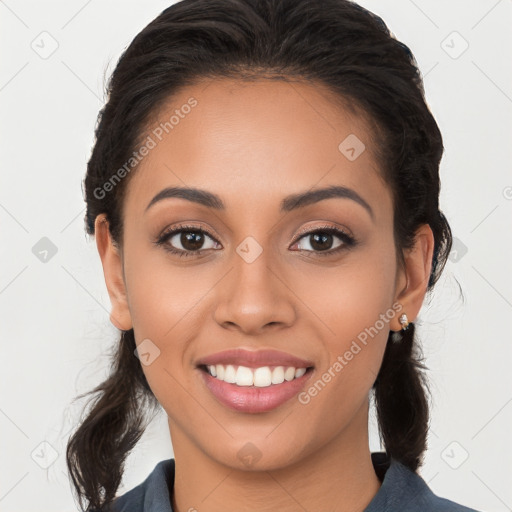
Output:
top-left (292, 239), bottom-right (397, 348)
top-left (125, 245), bottom-right (213, 339)
top-left (292, 241), bottom-right (396, 411)
top-left (126, 261), bottom-right (209, 428)
top-left (122, 247), bottom-right (213, 396)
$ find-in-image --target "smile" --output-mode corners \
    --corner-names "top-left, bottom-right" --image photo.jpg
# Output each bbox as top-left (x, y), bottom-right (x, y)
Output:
top-left (199, 366), bottom-right (313, 413)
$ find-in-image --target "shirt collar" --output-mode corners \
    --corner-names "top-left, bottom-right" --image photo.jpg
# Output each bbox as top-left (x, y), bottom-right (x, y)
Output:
top-left (118, 452), bottom-right (432, 512)
top-left (364, 452), bottom-right (434, 511)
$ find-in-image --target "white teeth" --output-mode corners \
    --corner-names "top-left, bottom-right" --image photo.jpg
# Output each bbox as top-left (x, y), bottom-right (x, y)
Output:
top-left (284, 367), bottom-right (296, 381)
top-left (206, 364), bottom-right (308, 386)
top-left (235, 366), bottom-right (254, 386)
top-left (254, 367), bottom-right (272, 387)
top-left (295, 367), bottom-right (306, 378)
top-left (224, 364), bottom-right (236, 383)
top-left (271, 366), bottom-right (285, 384)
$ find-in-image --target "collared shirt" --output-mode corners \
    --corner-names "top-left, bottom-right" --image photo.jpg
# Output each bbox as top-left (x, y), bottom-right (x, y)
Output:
top-left (103, 452), bottom-right (480, 511)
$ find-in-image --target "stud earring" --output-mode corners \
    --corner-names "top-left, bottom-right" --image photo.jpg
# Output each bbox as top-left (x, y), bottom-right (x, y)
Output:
top-left (399, 313), bottom-right (410, 331)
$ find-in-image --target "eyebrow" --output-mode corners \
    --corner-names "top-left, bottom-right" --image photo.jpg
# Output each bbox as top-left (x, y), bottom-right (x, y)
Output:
top-left (145, 184), bottom-right (374, 221)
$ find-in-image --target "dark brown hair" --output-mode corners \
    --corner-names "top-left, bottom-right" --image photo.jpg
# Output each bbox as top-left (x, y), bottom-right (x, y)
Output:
top-left (66, 0), bottom-right (451, 509)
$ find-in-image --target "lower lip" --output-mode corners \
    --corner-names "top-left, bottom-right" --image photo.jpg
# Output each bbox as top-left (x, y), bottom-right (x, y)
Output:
top-left (199, 368), bottom-right (313, 413)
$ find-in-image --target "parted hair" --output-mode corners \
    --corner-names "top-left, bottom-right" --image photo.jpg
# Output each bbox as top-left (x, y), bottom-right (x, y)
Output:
top-left (66, 0), bottom-right (452, 509)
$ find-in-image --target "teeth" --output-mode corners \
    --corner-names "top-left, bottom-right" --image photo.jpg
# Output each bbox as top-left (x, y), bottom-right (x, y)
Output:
top-left (295, 367), bottom-right (306, 378)
top-left (271, 366), bottom-right (285, 384)
top-left (254, 367), bottom-right (272, 387)
top-left (205, 364), bottom-right (308, 387)
top-left (224, 364), bottom-right (236, 384)
top-left (236, 365), bottom-right (253, 386)
top-left (284, 367), bottom-right (295, 381)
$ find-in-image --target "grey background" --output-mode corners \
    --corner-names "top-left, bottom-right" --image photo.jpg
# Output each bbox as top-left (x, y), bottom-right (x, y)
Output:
top-left (1, 0), bottom-right (511, 510)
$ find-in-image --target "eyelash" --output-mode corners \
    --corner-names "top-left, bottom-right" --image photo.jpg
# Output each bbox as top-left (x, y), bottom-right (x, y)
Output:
top-left (154, 223), bottom-right (357, 258)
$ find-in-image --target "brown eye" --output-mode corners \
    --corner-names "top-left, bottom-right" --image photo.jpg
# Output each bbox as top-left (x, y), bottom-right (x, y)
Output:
top-left (174, 231), bottom-right (208, 251)
top-left (291, 226), bottom-right (357, 256)
top-left (155, 225), bottom-right (221, 257)
top-left (300, 232), bottom-right (336, 251)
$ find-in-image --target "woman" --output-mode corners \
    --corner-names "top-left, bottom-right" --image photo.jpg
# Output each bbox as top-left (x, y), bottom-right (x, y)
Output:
top-left (66, 0), bottom-right (480, 510)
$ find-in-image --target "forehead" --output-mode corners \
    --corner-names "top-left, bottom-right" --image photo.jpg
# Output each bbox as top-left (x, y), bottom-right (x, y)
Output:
top-left (124, 78), bottom-right (391, 220)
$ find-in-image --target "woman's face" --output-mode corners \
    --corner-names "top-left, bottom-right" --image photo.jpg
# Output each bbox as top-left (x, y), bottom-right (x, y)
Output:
top-left (97, 78), bottom-right (429, 471)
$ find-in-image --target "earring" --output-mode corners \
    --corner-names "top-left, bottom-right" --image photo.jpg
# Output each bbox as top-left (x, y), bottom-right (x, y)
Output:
top-left (399, 313), bottom-right (410, 331)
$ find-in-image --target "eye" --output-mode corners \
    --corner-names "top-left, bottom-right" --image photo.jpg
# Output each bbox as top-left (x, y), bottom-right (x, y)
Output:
top-left (290, 225), bottom-right (357, 256)
top-left (154, 223), bottom-right (357, 258)
top-left (155, 224), bottom-right (221, 257)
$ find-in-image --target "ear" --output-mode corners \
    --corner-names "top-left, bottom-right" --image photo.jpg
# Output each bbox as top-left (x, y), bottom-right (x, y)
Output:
top-left (391, 224), bottom-right (434, 332)
top-left (94, 214), bottom-right (133, 331)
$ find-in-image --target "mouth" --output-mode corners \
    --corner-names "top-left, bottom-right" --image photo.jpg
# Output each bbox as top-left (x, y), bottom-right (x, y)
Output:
top-left (195, 349), bottom-right (315, 413)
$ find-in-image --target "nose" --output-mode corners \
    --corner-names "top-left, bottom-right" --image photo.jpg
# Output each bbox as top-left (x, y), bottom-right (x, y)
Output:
top-left (212, 245), bottom-right (297, 335)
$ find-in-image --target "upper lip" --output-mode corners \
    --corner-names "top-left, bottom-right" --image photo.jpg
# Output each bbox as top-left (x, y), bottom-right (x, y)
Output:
top-left (196, 348), bottom-right (314, 369)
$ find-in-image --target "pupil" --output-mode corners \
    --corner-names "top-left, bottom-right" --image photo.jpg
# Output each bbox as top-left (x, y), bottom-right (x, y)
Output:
top-left (182, 231), bottom-right (203, 250)
top-left (311, 233), bottom-right (332, 251)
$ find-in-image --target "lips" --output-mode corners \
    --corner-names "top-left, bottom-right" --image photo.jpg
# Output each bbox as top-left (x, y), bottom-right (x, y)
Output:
top-left (200, 369), bottom-right (313, 413)
top-left (196, 348), bottom-right (314, 369)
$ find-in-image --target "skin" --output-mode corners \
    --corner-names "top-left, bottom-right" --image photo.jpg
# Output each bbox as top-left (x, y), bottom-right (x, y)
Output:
top-left (95, 78), bottom-right (434, 512)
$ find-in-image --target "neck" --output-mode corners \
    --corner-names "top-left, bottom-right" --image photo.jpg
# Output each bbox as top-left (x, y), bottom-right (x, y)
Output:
top-left (169, 401), bottom-right (381, 512)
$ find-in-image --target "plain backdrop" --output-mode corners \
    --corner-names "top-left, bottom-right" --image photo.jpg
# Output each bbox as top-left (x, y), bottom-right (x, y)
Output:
top-left (1, 0), bottom-right (511, 511)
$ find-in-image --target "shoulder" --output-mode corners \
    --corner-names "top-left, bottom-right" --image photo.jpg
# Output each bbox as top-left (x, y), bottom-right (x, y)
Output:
top-left (100, 459), bottom-right (175, 512)
top-left (396, 461), bottom-right (480, 512)
top-left (366, 453), bottom-right (481, 512)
